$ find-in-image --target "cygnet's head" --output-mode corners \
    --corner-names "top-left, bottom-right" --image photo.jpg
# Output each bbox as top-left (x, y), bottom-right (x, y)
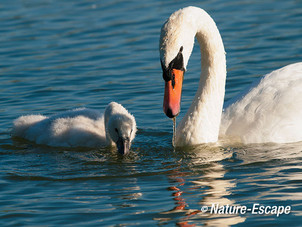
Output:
top-left (107, 114), bottom-right (136, 155)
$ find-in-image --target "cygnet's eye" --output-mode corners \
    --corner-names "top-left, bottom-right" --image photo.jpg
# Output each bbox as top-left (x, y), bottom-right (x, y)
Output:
top-left (115, 128), bottom-right (118, 134)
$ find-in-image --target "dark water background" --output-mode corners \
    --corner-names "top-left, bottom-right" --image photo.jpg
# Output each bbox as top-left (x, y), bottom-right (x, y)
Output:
top-left (1, 0), bottom-right (302, 226)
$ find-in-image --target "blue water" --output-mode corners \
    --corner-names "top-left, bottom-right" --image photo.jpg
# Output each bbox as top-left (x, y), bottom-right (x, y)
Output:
top-left (1, 0), bottom-right (302, 226)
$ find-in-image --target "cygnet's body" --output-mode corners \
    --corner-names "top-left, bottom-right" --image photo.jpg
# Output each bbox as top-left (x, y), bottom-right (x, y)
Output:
top-left (12, 102), bottom-right (136, 154)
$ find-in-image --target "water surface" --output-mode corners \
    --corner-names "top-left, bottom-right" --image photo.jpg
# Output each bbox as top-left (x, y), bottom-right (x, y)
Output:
top-left (0, 0), bottom-right (302, 226)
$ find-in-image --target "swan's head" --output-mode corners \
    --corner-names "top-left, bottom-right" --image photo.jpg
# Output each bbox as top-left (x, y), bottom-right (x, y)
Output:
top-left (161, 46), bottom-right (185, 118)
top-left (159, 7), bottom-right (197, 118)
top-left (107, 114), bottom-right (136, 155)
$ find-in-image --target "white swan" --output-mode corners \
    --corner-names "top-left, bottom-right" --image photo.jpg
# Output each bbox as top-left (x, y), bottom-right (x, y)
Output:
top-left (160, 6), bottom-right (302, 146)
top-left (12, 102), bottom-right (137, 154)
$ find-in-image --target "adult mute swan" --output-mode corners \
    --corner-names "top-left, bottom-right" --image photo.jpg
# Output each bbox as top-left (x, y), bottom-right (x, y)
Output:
top-left (160, 6), bottom-right (302, 146)
top-left (12, 102), bottom-right (136, 154)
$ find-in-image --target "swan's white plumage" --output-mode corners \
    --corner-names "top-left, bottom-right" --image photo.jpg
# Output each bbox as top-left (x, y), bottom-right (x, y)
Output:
top-left (221, 63), bottom-right (302, 143)
top-left (12, 102), bottom-right (136, 148)
top-left (160, 6), bottom-right (226, 146)
top-left (160, 6), bottom-right (302, 145)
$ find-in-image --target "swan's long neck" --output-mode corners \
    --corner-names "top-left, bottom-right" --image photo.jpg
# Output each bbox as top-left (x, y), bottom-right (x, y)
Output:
top-left (174, 8), bottom-right (226, 145)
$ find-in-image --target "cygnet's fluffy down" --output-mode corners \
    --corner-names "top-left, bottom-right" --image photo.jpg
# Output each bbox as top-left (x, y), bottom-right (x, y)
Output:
top-left (12, 102), bottom-right (136, 154)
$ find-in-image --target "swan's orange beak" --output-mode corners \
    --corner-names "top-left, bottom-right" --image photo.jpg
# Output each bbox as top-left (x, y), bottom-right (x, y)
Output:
top-left (163, 69), bottom-right (184, 118)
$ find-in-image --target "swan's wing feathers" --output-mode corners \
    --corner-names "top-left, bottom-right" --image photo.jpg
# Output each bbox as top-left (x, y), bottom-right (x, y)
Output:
top-left (222, 63), bottom-right (302, 143)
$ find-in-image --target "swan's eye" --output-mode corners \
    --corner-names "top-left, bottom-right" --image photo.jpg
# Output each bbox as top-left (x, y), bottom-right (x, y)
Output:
top-left (115, 128), bottom-right (118, 134)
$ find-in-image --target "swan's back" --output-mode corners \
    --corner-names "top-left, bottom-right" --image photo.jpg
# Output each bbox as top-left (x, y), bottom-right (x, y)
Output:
top-left (13, 108), bottom-right (105, 147)
top-left (221, 63), bottom-right (302, 143)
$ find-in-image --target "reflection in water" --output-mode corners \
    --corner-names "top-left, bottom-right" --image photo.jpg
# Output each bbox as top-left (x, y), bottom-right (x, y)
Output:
top-left (3, 132), bottom-right (302, 226)
top-left (159, 141), bottom-right (302, 226)
top-left (194, 161), bottom-right (246, 226)
top-left (235, 142), bottom-right (302, 218)
top-left (156, 145), bottom-right (246, 226)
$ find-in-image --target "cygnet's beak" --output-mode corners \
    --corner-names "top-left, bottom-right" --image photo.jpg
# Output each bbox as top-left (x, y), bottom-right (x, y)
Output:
top-left (116, 137), bottom-right (130, 155)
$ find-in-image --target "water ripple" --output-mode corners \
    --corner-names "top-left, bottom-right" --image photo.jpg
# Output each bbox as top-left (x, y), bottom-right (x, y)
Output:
top-left (0, 0), bottom-right (302, 226)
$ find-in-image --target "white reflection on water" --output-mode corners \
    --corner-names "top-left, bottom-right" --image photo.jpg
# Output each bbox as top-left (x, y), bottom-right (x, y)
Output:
top-left (155, 145), bottom-right (244, 226)
top-left (154, 141), bottom-right (302, 226)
